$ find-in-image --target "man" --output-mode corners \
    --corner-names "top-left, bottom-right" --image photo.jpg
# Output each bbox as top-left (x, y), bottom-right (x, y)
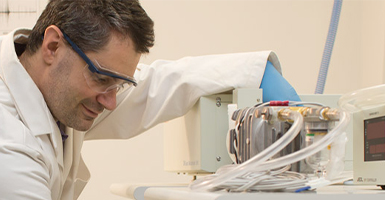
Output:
top-left (0, 0), bottom-right (291, 199)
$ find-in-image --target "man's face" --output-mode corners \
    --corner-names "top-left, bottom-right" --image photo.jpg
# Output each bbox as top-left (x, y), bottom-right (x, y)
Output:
top-left (44, 33), bottom-right (141, 131)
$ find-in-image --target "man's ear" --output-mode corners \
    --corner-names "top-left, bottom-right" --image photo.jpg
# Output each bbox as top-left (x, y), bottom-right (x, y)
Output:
top-left (41, 25), bottom-right (64, 65)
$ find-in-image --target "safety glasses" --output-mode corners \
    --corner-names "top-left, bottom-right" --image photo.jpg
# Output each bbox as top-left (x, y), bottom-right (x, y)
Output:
top-left (61, 31), bottom-right (138, 93)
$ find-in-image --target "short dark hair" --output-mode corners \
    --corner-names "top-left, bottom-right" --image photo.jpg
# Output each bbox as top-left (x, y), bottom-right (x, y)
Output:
top-left (26, 0), bottom-right (154, 54)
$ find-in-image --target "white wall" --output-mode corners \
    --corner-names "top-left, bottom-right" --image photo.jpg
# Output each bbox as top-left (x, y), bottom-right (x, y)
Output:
top-left (137, 0), bottom-right (385, 94)
top-left (79, 1), bottom-right (385, 200)
top-left (0, 0), bottom-right (47, 34)
top-left (2, 0), bottom-right (384, 199)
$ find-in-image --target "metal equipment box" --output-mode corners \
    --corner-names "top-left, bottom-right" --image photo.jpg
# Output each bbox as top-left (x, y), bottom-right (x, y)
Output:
top-left (163, 88), bottom-right (262, 174)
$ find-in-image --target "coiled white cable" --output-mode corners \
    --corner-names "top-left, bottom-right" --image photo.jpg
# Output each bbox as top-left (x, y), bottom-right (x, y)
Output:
top-left (189, 109), bottom-right (304, 191)
top-left (194, 164), bottom-right (307, 192)
top-left (338, 84), bottom-right (385, 112)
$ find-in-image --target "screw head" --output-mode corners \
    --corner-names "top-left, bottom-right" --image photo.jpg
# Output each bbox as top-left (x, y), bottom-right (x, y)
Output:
top-left (216, 97), bottom-right (222, 107)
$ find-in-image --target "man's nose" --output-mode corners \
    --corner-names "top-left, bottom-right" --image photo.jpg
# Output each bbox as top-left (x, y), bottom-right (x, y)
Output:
top-left (96, 90), bottom-right (117, 111)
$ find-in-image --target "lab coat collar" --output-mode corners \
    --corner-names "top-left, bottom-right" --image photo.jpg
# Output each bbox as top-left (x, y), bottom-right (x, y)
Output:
top-left (0, 29), bottom-right (64, 167)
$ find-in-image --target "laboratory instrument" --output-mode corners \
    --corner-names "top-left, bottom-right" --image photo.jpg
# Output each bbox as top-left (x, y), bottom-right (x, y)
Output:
top-left (338, 84), bottom-right (385, 189)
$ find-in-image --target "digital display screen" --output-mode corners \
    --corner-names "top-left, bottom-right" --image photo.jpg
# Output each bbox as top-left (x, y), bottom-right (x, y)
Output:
top-left (364, 116), bottom-right (385, 161)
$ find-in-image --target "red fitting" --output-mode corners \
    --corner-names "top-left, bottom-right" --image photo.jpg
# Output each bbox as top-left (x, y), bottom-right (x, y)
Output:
top-left (269, 101), bottom-right (289, 106)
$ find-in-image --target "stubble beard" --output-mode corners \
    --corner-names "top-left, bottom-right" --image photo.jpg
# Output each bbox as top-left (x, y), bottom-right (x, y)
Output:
top-left (44, 58), bottom-right (98, 131)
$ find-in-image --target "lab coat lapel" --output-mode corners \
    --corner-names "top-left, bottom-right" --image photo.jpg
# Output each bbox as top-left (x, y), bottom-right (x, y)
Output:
top-left (63, 127), bottom-right (73, 179)
top-left (48, 120), bottom-right (65, 169)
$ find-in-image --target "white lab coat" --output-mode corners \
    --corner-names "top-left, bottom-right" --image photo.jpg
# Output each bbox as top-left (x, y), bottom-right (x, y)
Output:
top-left (0, 28), bottom-right (281, 200)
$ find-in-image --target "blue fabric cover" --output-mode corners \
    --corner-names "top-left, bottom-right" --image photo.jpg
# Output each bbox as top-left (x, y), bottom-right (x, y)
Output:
top-left (260, 61), bottom-right (301, 102)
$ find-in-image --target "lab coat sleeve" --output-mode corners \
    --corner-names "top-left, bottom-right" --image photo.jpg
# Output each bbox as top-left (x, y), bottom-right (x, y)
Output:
top-left (85, 51), bottom-right (280, 140)
top-left (0, 144), bottom-right (52, 199)
top-left (0, 107), bottom-right (52, 200)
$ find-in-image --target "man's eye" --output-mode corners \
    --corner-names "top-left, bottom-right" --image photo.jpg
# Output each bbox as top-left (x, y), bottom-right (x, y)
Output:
top-left (96, 77), bottom-right (108, 84)
top-left (92, 74), bottom-right (112, 85)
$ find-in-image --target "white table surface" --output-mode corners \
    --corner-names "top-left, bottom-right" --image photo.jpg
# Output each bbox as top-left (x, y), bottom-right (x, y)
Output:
top-left (110, 183), bottom-right (385, 200)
